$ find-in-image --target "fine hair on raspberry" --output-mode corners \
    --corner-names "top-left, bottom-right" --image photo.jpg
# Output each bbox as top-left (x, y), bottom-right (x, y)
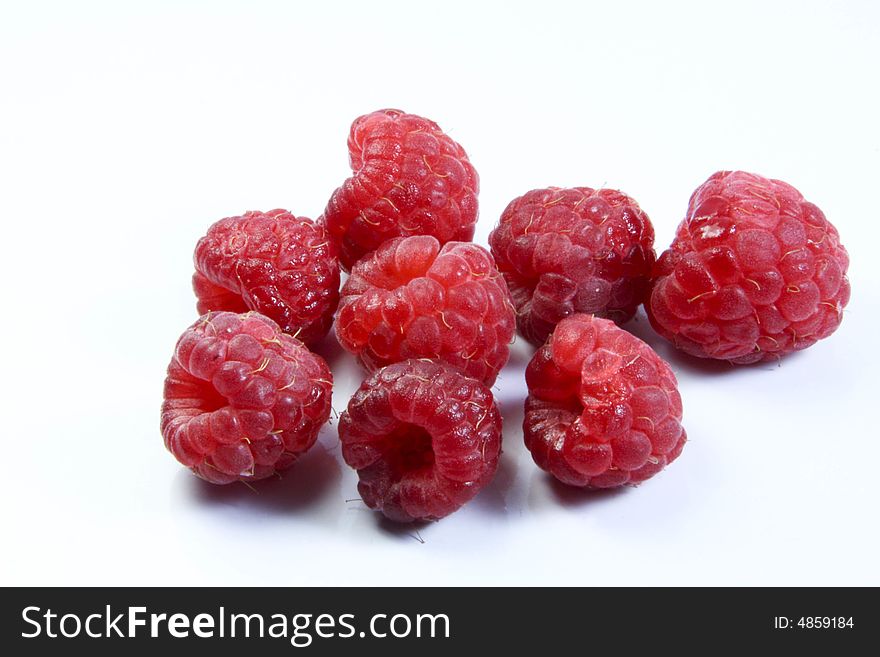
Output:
top-left (161, 311), bottom-right (333, 484)
top-left (647, 170), bottom-right (850, 364)
top-left (524, 314), bottom-right (686, 488)
top-left (322, 108), bottom-right (479, 271)
top-left (335, 235), bottom-right (516, 385)
top-left (338, 359), bottom-right (502, 522)
top-left (193, 210), bottom-right (340, 346)
top-left (490, 186), bottom-right (656, 346)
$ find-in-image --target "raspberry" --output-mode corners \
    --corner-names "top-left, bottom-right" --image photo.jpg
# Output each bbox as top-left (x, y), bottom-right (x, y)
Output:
top-left (321, 109), bottom-right (479, 271)
top-left (335, 235), bottom-right (515, 385)
top-left (161, 311), bottom-right (333, 484)
top-left (339, 359), bottom-right (502, 522)
top-left (193, 210), bottom-right (340, 346)
top-left (647, 171), bottom-right (851, 364)
top-left (489, 187), bottom-right (655, 346)
top-left (524, 314), bottom-right (685, 488)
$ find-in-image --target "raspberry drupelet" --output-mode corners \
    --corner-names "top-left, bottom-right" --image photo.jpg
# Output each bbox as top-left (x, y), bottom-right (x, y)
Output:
top-left (161, 312), bottom-right (333, 484)
top-left (647, 171), bottom-right (850, 364)
top-left (489, 187), bottom-right (656, 346)
top-left (321, 109), bottom-right (479, 271)
top-left (335, 235), bottom-right (515, 385)
top-left (524, 314), bottom-right (686, 488)
top-left (193, 210), bottom-right (340, 346)
top-left (339, 359), bottom-right (502, 522)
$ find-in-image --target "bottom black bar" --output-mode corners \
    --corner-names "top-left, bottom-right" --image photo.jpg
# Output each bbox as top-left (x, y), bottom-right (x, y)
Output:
top-left (1, 587), bottom-right (873, 653)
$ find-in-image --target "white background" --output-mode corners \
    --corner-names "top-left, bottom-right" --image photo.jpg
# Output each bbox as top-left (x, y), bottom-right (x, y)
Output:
top-left (2, 0), bottom-right (878, 586)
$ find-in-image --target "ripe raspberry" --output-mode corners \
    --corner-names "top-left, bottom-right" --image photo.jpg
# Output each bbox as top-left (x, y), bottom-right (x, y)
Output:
top-left (489, 187), bottom-right (655, 346)
top-left (339, 359), bottom-right (502, 522)
top-left (321, 109), bottom-right (479, 271)
top-left (647, 171), bottom-right (851, 364)
top-left (525, 314), bottom-right (685, 488)
top-left (193, 210), bottom-right (340, 346)
top-left (335, 235), bottom-right (515, 385)
top-left (161, 311), bottom-right (333, 484)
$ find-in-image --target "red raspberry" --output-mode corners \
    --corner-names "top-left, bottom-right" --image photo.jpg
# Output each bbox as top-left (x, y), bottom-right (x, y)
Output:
top-left (321, 109), bottom-right (479, 271)
top-left (647, 171), bottom-right (851, 364)
top-left (335, 235), bottom-right (515, 385)
top-left (193, 210), bottom-right (340, 346)
top-left (339, 359), bottom-right (502, 522)
top-left (489, 187), bottom-right (655, 346)
top-left (161, 311), bottom-right (333, 484)
top-left (525, 314), bottom-right (686, 488)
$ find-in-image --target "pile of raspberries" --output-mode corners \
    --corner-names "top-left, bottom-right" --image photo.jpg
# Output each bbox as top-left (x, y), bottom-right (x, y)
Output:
top-left (162, 109), bottom-right (851, 523)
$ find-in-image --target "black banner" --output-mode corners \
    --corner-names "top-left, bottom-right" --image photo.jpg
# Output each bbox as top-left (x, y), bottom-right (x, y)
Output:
top-left (1, 587), bottom-right (874, 654)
